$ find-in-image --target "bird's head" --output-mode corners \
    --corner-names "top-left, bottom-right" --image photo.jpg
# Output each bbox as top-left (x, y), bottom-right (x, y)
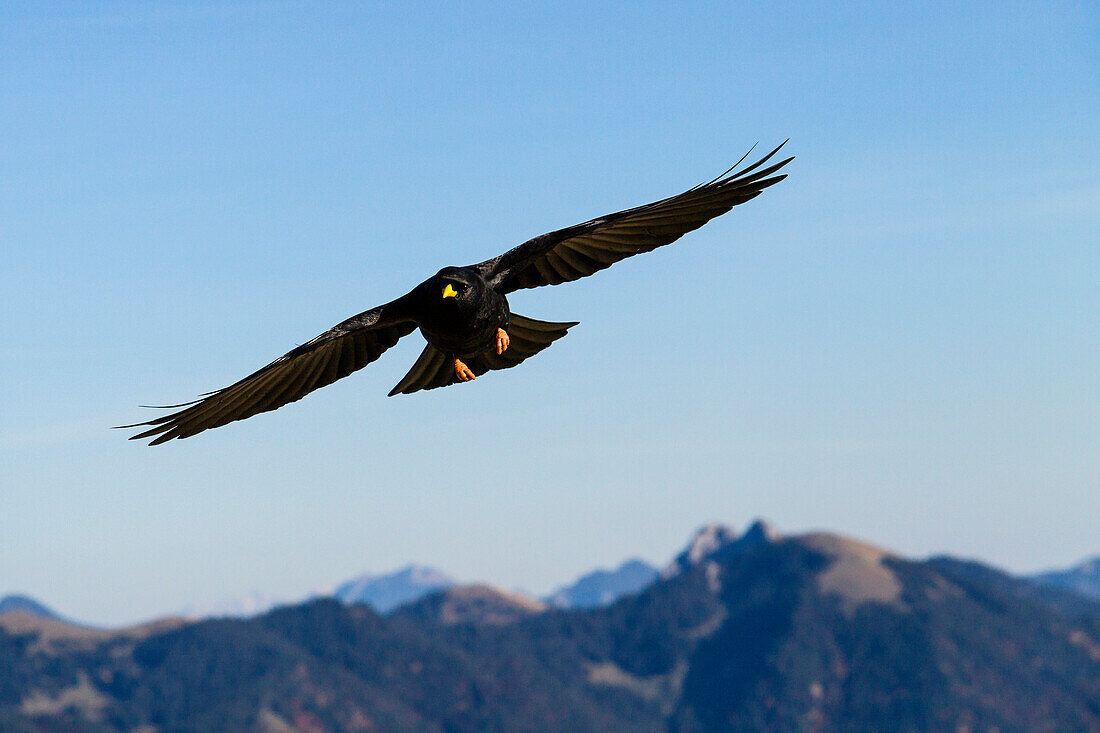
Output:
top-left (433, 267), bottom-right (481, 306)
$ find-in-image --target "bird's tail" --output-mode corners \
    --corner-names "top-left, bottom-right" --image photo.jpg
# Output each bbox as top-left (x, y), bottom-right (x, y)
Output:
top-left (388, 314), bottom-right (577, 396)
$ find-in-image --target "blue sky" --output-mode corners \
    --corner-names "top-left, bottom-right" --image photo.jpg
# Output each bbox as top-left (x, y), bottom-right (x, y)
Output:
top-left (2, 1), bottom-right (1097, 626)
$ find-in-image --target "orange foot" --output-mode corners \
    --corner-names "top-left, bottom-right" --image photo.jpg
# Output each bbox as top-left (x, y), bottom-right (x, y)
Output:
top-left (454, 357), bottom-right (476, 382)
top-left (496, 327), bottom-right (510, 355)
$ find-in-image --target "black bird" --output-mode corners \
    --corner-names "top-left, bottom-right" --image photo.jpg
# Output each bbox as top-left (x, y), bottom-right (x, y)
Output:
top-left (123, 143), bottom-right (792, 444)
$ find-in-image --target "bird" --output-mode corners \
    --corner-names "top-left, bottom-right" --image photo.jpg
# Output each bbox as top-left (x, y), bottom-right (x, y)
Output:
top-left (122, 142), bottom-right (792, 444)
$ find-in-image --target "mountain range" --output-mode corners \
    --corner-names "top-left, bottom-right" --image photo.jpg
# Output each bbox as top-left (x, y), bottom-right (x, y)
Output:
top-left (3, 521), bottom-right (1099, 731)
top-left (172, 558), bottom-right (656, 623)
top-left (16, 523), bottom-right (1094, 629)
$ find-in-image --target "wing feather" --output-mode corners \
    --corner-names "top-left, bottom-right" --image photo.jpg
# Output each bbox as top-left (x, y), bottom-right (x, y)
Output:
top-left (474, 142), bottom-right (792, 293)
top-left (121, 303), bottom-right (416, 444)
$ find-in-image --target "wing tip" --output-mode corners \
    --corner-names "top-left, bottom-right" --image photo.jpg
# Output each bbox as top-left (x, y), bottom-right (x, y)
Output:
top-left (123, 426), bottom-right (173, 445)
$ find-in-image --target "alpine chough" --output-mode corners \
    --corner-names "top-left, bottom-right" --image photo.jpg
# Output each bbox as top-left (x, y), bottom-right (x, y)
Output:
top-left (123, 143), bottom-right (792, 444)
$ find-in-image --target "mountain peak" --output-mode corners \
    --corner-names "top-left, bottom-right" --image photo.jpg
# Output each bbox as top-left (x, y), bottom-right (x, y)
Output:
top-left (662, 519), bottom-right (778, 578)
top-left (0, 594), bottom-right (63, 621)
top-left (742, 518), bottom-right (777, 543)
top-left (333, 564), bottom-right (456, 613)
top-left (546, 558), bottom-right (659, 609)
top-left (795, 532), bottom-right (903, 615)
top-left (683, 524), bottom-right (740, 564)
top-left (398, 584), bottom-right (547, 626)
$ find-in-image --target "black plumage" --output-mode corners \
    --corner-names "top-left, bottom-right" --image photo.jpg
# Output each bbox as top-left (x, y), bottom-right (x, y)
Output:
top-left (123, 143), bottom-right (792, 444)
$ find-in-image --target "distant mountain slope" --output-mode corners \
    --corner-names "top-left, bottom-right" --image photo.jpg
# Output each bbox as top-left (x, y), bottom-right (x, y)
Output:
top-left (184, 563), bottom-right (459, 621)
top-left (2, 525), bottom-right (1099, 732)
top-left (667, 536), bottom-right (1100, 731)
top-left (0, 594), bottom-right (62, 621)
top-left (546, 559), bottom-right (659, 609)
top-left (333, 564), bottom-right (455, 613)
top-left (1031, 556), bottom-right (1100, 602)
top-left (397, 584), bottom-right (547, 626)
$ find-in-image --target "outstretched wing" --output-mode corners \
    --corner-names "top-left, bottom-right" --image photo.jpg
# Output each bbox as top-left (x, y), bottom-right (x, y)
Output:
top-left (122, 302), bottom-right (416, 444)
top-left (388, 314), bottom-right (577, 396)
top-left (473, 142), bottom-right (792, 293)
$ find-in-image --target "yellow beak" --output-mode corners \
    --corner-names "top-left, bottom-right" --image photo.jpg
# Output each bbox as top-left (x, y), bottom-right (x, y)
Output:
top-left (442, 284), bottom-right (458, 299)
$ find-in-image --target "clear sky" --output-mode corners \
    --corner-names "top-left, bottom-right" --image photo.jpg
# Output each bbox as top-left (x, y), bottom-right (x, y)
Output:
top-left (2, 1), bottom-right (1098, 627)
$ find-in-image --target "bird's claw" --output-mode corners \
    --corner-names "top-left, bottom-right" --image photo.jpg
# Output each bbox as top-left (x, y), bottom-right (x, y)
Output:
top-left (454, 358), bottom-right (476, 382)
top-left (496, 328), bottom-right (510, 355)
